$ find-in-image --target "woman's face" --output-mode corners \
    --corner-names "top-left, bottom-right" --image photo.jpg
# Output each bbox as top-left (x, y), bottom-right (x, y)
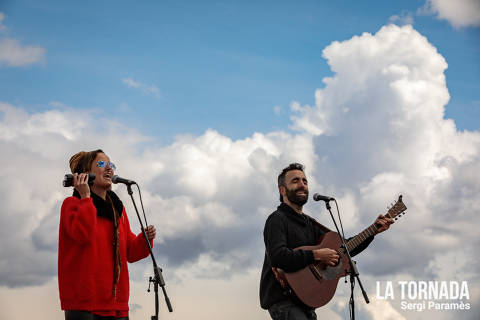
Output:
top-left (90, 152), bottom-right (115, 190)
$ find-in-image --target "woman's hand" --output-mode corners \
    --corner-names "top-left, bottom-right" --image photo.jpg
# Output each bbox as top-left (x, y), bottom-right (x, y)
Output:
top-left (145, 225), bottom-right (156, 240)
top-left (74, 173), bottom-right (90, 199)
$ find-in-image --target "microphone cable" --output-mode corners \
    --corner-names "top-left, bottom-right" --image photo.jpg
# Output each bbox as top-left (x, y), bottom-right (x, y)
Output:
top-left (134, 183), bottom-right (149, 228)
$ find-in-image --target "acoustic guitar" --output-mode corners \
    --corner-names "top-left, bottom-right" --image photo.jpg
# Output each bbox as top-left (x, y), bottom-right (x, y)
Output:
top-left (275, 195), bottom-right (407, 308)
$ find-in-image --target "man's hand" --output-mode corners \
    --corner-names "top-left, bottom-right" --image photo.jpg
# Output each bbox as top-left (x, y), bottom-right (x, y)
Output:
top-left (312, 248), bottom-right (340, 266)
top-left (375, 214), bottom-right (394, 234)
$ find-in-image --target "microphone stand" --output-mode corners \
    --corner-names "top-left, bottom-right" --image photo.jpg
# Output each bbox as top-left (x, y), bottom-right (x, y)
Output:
top-left (126, 183), bottom-right (173, 319)
top-left (323, 200), bottom-right (369, 320)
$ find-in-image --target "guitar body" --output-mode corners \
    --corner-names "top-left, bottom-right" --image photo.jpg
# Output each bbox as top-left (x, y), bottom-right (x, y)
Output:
top-left (283, 231), bottom-right (350, 308)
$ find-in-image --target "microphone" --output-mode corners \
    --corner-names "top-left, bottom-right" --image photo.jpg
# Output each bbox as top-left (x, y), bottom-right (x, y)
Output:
top-left (63, 173), bottom-right (96, 187)
top-left (313, 193), bottom-right (335, 202)
top-left (112, 175), bottom-right (136, 185)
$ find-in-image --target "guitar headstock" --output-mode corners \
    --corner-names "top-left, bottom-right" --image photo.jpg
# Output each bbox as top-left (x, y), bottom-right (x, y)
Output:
top-left (386, 195), bottom-right (407, 220)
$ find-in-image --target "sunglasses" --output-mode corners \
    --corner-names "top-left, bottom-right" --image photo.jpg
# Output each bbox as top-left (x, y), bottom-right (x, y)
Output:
top-left (96, 160), bottom-right (116, 171)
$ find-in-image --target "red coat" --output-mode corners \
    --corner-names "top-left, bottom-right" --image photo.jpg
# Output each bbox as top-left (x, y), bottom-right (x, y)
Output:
top-left (58, 196), bottom-right (152, 313)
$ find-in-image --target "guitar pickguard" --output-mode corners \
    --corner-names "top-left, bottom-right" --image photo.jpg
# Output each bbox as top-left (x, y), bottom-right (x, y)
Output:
top-left (317, 262), bottom-right (344, 281)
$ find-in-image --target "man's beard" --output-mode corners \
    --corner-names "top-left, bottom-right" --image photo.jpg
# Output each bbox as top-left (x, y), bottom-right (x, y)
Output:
top-left (285, 186), bottom-right (309, 206)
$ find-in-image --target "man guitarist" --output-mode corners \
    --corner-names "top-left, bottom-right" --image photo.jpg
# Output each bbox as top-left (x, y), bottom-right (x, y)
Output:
top-left (259, 163), bottom-right (393, 320)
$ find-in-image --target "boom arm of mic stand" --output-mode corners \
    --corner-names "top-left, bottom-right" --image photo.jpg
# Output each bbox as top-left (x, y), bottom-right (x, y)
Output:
top-left (323, 200), bottom-right (369, 308)
top-left (126, 184), bottom-right (173, 317)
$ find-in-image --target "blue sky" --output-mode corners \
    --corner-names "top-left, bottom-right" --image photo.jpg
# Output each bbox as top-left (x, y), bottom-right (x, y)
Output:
top-left (1, 1), bottom-right (480, 320)
top-left (1, 0), bottom-right (479, 143)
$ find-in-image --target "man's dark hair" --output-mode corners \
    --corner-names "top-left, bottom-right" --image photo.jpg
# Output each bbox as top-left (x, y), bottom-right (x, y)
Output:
top-left (277, 163), bottom-right (305, 203)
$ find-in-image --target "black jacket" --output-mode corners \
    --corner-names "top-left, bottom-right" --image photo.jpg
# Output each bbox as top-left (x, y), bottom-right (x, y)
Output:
top-left (259, 203), bottom-right (374, 309)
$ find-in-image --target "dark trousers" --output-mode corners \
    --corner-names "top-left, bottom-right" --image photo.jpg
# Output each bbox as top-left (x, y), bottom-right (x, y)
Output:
top-left (65, 310), bottom-right (128, 320)
top-left (268, 300), bottom-right (317, 320)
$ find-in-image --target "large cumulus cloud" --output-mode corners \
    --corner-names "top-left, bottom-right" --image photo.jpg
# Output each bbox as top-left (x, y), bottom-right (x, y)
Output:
top-left (291, 24), bottom-right (480, 319)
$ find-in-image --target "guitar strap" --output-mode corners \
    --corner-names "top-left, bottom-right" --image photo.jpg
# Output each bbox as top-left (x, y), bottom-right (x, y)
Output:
top-left (305, 214), bottom-right (332, 234)
top-left (271, 267), bottom-right (288, 288)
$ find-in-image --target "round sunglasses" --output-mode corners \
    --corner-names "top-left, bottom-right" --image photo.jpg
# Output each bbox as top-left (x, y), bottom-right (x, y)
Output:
top-left (96, 160), bottom-right (116, 171)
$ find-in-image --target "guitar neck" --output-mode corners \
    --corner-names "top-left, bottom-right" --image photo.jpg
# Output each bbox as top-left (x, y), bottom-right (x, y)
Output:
top-left (344, 196), bottom-right (406, 252)
top-left (345, 223), bottom-right (379, 253)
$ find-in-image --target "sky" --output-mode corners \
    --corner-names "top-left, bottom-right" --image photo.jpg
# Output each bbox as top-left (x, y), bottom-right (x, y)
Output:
top-left (0, 0), bottom-right (479, 319)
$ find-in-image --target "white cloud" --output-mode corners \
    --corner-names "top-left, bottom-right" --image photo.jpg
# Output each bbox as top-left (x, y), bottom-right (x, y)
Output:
top-left (420, 0), bottom-right (480, 28)
top-left (389, 12), bottom-right (414, 26)
top-left (0, 102), bottom-right (87, 143)
top-left (0, 12), bottom-right (46, 67)
top-left (123, 77), bottom-right (142, 88)
top-left (363, 298), bottom-right (407, 320)
top-left (1, 23), bottom-right (479, 319)
top-left (273, 105), bottom-right (283, 116)
top-left (122, 77), bottom-right (160, 97)
top-left (0, 38), bottom-right (46, 67)
top-left (0, 12), bottom-right (7, 31)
